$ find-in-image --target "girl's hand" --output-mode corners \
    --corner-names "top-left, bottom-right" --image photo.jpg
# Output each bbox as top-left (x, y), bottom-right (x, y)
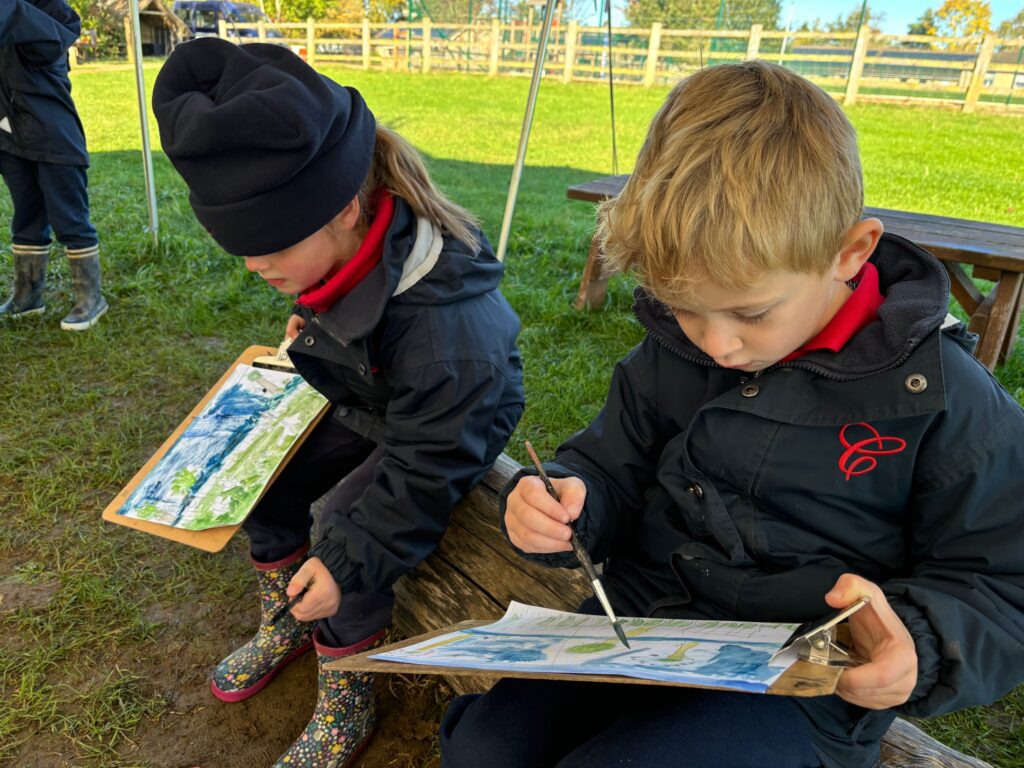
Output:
top-left (286, 556), bottom-right (341, 622)
top-left (827, 573), bottom-right (918, 709)
top-left (285, 314), bottom-right (306, 340)
top-left (505, 475), bottom-right (587, 554)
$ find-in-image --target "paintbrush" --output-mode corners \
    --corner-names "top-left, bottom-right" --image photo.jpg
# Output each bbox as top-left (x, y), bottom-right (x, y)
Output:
top-left (269, 585), bottom-right (309, 625)
top-left (523, 440), bottom-right (630, 649)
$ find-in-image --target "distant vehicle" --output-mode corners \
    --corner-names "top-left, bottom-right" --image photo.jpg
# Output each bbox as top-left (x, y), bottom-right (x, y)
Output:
top-left (173, 1), bottom-right (279, 39)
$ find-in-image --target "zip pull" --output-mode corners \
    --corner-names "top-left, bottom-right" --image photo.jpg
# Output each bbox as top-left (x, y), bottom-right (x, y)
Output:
top-left (310, 314), bottom-right (350, 347)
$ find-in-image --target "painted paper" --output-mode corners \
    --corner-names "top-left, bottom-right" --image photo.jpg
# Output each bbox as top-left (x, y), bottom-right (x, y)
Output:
top-left (373, 602), bottom-right (800, 692)
top-left (117, 365), bottom-right (327, 530)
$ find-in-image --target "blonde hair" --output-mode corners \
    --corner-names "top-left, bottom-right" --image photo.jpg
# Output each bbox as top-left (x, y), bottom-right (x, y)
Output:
top-left (359, 125), bottom-right (480, 251)
top-left (598, 60), bottom-right (863, 305)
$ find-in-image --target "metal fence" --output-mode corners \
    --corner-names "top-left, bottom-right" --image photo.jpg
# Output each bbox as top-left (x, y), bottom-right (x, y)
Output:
top-left (215, 19), bottom-right (1024, 112)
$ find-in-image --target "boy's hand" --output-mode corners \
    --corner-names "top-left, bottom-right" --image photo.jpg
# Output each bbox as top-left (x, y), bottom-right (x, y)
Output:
top-left (285, 314), bottom-right (306, 340)
top-left (505, 475), bottom-right (587, 554)
top-left (286, 556), bottom-right (341, 621)
top-left (827, 573), bottom-right (918, 709)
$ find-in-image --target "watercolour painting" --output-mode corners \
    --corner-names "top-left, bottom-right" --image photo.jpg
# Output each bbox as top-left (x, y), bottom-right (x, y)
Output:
top-left (373, 602), bottom-right (801, 693)
top-left (116, 365), bottom-right (327, 530)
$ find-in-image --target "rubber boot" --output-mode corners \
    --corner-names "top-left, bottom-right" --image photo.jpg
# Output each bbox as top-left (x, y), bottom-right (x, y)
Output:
top-left (211, 546), bottom-right (315, 702)
top-left (0, 244), bottom-right (48, 317)
top-left (272, 626), bottom-right (387, 768)
top-left (60, 247), bottom-right (108, 331)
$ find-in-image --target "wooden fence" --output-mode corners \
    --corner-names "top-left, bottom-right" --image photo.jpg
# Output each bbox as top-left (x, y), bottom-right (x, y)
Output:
top-left (216, 19), bottom-right (1024, 113)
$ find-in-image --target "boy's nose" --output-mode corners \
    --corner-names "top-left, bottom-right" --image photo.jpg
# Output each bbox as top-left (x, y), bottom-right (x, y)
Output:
top-left (244, 256), bottom-right (266, 272)
top-left (701, 322), bottom-right (743, 360)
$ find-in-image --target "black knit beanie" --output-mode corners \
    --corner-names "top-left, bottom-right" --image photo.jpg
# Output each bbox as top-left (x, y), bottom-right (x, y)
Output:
top-left (152, 38), bottom-right (376, 256)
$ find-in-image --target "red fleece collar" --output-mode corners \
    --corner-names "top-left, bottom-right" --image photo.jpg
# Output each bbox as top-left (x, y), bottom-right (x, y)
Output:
top-left (783, 262), bottom-right (884, 362)
top-left (296, 190), bottom-right (395, 313)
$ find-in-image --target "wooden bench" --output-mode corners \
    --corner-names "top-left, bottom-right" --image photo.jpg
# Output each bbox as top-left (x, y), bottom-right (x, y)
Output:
top-left (567, 175), bottom-right (1024, 371)
top-left (393, 454), bottom-right (993, 768)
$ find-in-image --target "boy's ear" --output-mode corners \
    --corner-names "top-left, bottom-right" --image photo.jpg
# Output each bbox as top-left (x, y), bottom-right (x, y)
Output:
top-left (834, 218), bottom-right (883, 282)
top-left (334, 196), bottom-right (362, 232)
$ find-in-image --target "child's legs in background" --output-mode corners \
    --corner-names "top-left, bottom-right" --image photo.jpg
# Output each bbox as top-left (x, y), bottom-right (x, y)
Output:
top-left (440, 679), bottom-right (821, 768)
top-left (34, 162), bottom-right (97, 250)
top-left (0, 152), bottom-right (51, 245)
top-left (242, 410), bottom-right (394, 646)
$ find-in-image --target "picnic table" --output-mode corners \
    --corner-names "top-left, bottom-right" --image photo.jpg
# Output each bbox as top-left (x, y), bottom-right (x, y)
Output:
top-left (567, 175), bottom-right (1024, 371)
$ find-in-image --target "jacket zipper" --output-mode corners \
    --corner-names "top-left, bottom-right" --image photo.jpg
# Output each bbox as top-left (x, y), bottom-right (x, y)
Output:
top-left (310, 314), bottom-right (351, 348)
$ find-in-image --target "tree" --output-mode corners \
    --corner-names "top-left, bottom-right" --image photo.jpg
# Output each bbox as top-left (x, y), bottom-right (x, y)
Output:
top-left (933, 0), bottom-right (992, 38)
top-left (907, 7), bottom-right (938, 35)
top-left (559, 0), bottom-right (599, 23)
top-left (819, 3), bottom-right (886, 34)
top-left (996, 8), bottom-right (1024, 39)
top-left (624, 0), bottom-right (783, 31)
top-left (410, 0), bottom-right (477, 23)
top-left (272, 0), bottom-right (334, 22)
top-left (68, 0), bottom-right (125, 59)
top-left (904, 7), bottom-right (938, 49)
top-left (323, 0), bottom-right (405, 23)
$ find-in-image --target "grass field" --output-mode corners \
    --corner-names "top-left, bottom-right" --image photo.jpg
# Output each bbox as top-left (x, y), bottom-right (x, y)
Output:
top-left (0, 62), bottom-right (1022, 766)
top-left (815, 82), bottom-right (1024, 106)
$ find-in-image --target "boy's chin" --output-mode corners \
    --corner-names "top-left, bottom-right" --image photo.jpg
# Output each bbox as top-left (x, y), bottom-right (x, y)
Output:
top-left (717, 360), bottom-right (768, 372)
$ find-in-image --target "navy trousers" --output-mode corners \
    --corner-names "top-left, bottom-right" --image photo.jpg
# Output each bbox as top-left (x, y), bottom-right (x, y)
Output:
top-left (440, 678), bottom-right (822, 768)
top-left (243, 409), bottom-right (393, 648)
top-left (0, 152), bottom-right (97, 249)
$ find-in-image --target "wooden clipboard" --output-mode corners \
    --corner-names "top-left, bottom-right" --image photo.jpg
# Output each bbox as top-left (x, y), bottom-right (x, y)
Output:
top-left (326, 621), bottom-right (844, 697)
top-left (101, 345), bottom-right (329, 553)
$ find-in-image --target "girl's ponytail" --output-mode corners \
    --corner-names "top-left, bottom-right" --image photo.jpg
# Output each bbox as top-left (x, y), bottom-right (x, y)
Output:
top-left (361, 126), bottom-right (480, 251)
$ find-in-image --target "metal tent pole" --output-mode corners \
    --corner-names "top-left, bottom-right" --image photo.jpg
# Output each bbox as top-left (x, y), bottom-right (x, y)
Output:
top-left (495, 0), bottom-right (557, 263)
top-left (127, 0), bottom-right (159, 246)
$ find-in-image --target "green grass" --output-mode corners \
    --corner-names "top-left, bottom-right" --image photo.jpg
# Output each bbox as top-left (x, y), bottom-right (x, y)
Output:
top-left (0, 63), bottom-right (1022, 765)
top-left (817, 82), bottom-right (1024, 106)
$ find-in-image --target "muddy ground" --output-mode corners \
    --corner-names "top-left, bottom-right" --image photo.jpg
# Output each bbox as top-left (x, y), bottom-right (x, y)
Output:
top-left (118, 654), bottom-right (449, 768)
top-left (113, 634), bottom-right (450, 768)
top-left (4, 571), bottom-right (450, 768)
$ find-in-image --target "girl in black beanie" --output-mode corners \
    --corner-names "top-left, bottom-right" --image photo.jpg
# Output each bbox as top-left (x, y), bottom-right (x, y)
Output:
top-left (153, 38), bottom-right (524, 768)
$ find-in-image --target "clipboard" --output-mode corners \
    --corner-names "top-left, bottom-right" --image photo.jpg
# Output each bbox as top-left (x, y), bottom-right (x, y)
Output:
top-left (773, 597), bottom-right (870, 668)
top-left (101, 345), bottom-right (328, 553)
top-left (326, 620), bottom-right (846, 697)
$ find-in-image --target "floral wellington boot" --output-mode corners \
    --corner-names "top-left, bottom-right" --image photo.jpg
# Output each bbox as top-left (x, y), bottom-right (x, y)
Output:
top-left (273, 626), bottom-right (387, 768)
top-left (211, 546), bottom-right (314, 702)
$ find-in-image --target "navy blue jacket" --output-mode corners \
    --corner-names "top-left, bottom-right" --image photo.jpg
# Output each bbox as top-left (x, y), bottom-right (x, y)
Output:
top-left (289, 197), bottom-right (524, 596)
top-left (503, 234), bottom-right (1024, 768)
top-left (0, 0), bottom-right (88, 165)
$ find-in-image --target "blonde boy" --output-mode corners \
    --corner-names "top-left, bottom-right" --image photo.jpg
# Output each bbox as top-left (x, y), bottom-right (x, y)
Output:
top-left (440, 60), bottom-right (1024, 768)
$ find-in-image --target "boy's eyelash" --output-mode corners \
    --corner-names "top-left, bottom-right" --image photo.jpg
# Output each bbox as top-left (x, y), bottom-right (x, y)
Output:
top-left (674, 308), bottom-right (771, 324)
top-left (736, 311), bottom-right (770, 325)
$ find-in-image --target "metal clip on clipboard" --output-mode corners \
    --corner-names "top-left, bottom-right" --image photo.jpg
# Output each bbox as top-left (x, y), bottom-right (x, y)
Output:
top-left (774, 597), bottom-right (871, 668)
top-left (252, 336), bottom-right (296, 373)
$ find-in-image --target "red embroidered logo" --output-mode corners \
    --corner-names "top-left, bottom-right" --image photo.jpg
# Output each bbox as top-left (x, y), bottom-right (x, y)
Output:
top-left (838, 422), bottom-right (907, 480)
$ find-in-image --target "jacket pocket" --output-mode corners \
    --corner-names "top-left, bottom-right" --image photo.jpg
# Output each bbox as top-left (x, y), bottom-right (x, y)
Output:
top-left (670, 547), bottom-right (748, 616)
top-left (0, 82), bottom-right (13, 133)
top-left (10, 92), bottom-right (43, 144)
top-left (332, 405), bottom-right (386, 444)
top-left (734, 556), bottom-right (850, 622)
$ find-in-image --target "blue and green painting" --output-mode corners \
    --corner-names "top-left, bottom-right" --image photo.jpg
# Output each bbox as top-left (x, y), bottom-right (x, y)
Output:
top-left (118, 365), bottom-right (326, 530)
top-left (375, 602), bottom-right (799, 693)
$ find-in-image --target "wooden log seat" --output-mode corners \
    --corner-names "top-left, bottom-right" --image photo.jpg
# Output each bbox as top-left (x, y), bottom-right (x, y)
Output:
top-left (566, 175), bottom-right (1024, 372)
top-left (393, 453), bottom-right (993, 768)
